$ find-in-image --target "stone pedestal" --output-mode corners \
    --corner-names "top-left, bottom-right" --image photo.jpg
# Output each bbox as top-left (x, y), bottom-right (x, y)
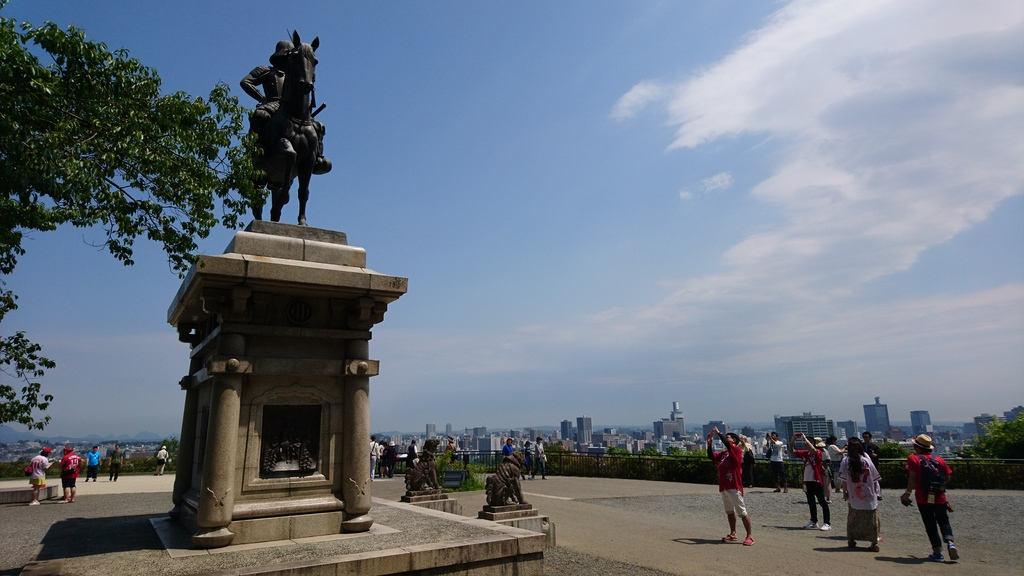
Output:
top-left (402, 490), bottom-right (463, 515)
top-left (166, 221), bottom-right (406, 548)
top-left (479, 504), bottom-right (556, 548)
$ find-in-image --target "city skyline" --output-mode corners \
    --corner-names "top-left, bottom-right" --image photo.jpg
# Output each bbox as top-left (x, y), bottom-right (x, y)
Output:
top-left (3, 1), bottom-right (1022, 438)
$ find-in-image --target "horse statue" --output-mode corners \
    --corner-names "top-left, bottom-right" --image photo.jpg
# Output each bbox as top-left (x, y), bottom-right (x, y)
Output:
top-left (249, 31), bottom-right (325, 225)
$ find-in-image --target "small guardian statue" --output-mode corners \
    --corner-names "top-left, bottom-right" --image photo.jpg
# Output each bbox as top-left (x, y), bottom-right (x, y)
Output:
top-left (405, 438), bottom-right (441, 493)
top-left (485, 451), bottom-right (528, 506)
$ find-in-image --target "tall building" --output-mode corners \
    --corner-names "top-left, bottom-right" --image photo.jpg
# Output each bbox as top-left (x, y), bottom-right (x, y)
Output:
top-left (425, 423), bottom-right (436, 438)
top-left (974, 414), bottom-right (999, 436)
top-left (702, 420), bottom-right (727, 438)
top-left (560, 420), bottom-right (573, 441)
top-left (910, 410), bottom-right (933, 435)
top-left (863, 397), bottom-right (890, 435)
top-left (445, 423), bottom-right (453, 436)
top-left (774, 413), bottom-right (835, 442)
top-left (654, 401), bottom-right (685, 439)
top-left (836, 420), bottom-right (857, 440)
top-left (576, 415), bottom-right (593, 446)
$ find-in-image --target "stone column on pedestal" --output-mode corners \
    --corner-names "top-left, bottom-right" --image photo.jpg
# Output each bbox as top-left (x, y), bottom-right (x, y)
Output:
top-left (341, 338), bottom-right (372, 532)
top-left (169, 383), bottom-right (198, 519)
top-left (192, 332), bottom-right (245, 548)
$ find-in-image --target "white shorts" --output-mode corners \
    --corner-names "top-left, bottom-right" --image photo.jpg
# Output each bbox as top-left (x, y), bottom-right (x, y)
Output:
top-left (721, 490), bottom-right (748, 517)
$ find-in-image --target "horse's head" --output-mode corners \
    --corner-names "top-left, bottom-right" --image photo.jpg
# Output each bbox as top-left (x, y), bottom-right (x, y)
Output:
top-left (286, 30), bottom-right (319, 96)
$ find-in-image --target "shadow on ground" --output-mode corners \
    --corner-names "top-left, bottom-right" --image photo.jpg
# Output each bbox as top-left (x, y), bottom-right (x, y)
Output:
top-left (35, 513), bottom-right (165, 561)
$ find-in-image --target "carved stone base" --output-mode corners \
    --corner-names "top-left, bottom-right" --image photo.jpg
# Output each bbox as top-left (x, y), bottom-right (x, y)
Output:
top-left (402, 489), bottom-right (444, 501)
top-left (478, 503), bottom-right (535, 521)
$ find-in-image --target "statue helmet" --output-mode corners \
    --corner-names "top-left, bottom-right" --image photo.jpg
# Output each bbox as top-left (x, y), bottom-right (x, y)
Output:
top-left (270, 40), bottom-right (294, 67)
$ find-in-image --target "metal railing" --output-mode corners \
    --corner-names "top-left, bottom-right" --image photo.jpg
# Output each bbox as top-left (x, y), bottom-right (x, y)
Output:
top-left (431, 451), bottom-right (1024, 490)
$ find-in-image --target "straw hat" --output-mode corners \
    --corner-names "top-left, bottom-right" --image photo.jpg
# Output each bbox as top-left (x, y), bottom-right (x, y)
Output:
top-left (814, 438), bottom-right (826, 448)
top-left (913, 434), bottom-right (933, 451)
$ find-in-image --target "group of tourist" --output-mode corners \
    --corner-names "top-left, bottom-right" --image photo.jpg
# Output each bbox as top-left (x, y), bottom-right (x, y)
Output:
top-left (369, 436), bottom-right (399, 479)
top-left (708, 428), bottom-right (959, 561)
top-left (25, 442), bottom-right (137, 506)
top-left (502, 437), bottom-right (548, 479)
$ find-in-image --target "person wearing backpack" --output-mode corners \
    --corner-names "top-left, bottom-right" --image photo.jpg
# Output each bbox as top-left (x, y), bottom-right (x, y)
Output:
top-left (901, 434), bottom-right (959, 562)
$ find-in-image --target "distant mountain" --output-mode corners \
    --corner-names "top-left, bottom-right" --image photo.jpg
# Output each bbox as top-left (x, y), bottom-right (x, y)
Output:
top-left (0, 425), bottom-right (40, 442)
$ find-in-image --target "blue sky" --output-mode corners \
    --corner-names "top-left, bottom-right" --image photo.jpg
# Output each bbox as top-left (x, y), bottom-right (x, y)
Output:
top-left (3, 1), bottom-right (1022, 438)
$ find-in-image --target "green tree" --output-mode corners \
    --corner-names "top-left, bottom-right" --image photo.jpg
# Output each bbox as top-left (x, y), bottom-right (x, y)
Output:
top-left (607, 446), bottom-right (631, 456)
top-left (160, 435), bottom-right (180, 457)
top-left (666, 446), bottom-right (688, 458)
top-left (877, 441), bottom-right (910, 459)
top-left (959, 414), bottom-right (1024, 459)
top-left (0, 5), bottom-right (260, 429)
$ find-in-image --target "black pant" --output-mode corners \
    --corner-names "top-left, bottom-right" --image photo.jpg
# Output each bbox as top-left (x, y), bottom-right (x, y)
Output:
top-left (87, 465), bottom-right (98, 481)
top-left (805, 481), bottom-right (830, 524)
top-left (918, 502), bottom-right (954, 552)
top-left (109, 462), bottom-right (121, 481)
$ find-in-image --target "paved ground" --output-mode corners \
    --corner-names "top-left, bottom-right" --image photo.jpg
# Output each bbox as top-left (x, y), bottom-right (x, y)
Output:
top-left (2, 474), bottom-right (1021, 575)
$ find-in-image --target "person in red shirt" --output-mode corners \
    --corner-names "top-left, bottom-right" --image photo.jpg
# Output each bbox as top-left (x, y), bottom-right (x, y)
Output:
top-left (791, 433), bottom-right (832, 530)
top-left (707, 427), bottom-right (753, 546)
top-left (901, 434), bottom-right (958, 562)
top-left (59, 446), bottom-right (82, 503)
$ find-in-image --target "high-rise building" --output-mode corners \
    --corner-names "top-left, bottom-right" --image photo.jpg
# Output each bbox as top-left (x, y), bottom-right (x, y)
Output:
top-left (445, 423), bottom-right (453, 436)
top-left (974, 414), bottom-right (999, 436)
top-left (863, 397), bottom-right (890, 435)
top-left (560, 420), bottom-right (573, 441)
top-left (910, 410), bottom-right (933, 435)
top-left (654, 418), bottom-right (683, 440)
top-left (774, 413), bottom-right (835, 442)
top-left (836, 420), bottom-right (857, 440)
top-left (670, 401), bottom-right (683, 422)
top-left (702, 420), bottom-right (727, 438)
top-left (654, 401), bottom-right (685, 440)
top-left (425, 423), bottom-right (436, 438)
top-left (576, 416), bottom-right (593, 446)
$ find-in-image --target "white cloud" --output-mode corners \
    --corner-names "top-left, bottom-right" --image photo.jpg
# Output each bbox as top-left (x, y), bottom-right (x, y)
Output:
top-left (395, 0), bottom-right (1024, 425)
top-left (701, 172), bottom-right (733, 193)
top-left (611, 81), bottom-right (667, 121)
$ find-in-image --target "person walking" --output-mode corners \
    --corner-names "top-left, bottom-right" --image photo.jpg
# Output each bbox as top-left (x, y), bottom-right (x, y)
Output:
top-left (765, 432), bottom-right (788, 493)
top-left (58, 446), bottom-right (82, 503)
top-left (862, 431), bottom-right (882, 499)
top-left (522, 441), bottom-right (533, 480)
top-left (27, 447), bottom-right (54, 506)
top-left (383, 441), bottom-right (397, 478)
top-left (792, 433), bottom-right (831, 531)
top-left (406, 439), bottom-right (418, 469)
top-left (826, 436), bottom-right (845, 490)
top-left (155, 445), bottom-right (169, 476)
top-left (85, 445), bottom-right (101, 482)
top-left (708, 427), bottom-right (754, 546)
top-left (369, 436), bottom-right (383, 480)
top-left (901, 434), bottom-right (959, 562)
top-left (108, 443), bottom-right (124, 481)
top-left (839, 438), bottom-right (881, 551)
top-left (532, 437), bottom-right (547, 479)
top-left (740, 436), bottom-right (755, 488)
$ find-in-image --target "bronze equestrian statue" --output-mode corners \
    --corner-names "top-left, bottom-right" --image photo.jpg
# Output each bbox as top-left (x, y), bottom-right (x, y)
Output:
top-left (241, 32), bottom-right (330, 225)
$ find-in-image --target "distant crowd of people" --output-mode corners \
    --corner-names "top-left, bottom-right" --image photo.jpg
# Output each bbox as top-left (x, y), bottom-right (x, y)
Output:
top-left (24, 442), bottom-right (171, 506)
top-left (708, 428), bottom-right (958, 561)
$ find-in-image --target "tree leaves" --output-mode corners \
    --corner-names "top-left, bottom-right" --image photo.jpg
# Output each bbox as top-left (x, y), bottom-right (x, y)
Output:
top-left (0, 9), bottom-right (262, 428)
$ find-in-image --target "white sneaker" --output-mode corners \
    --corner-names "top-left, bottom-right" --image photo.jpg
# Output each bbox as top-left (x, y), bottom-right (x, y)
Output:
top-left (28, 500), bottom-right (40, 506)
top-left (803, 521), bottom-right (817, 529)
top-left (820, 523), bottom-right (832, 531)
